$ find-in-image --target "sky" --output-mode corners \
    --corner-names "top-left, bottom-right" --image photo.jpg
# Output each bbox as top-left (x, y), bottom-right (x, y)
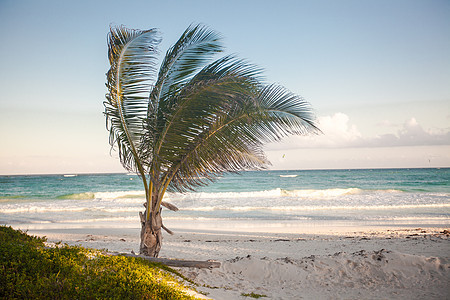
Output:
top-left (0, 0), bottom-right (449, 175)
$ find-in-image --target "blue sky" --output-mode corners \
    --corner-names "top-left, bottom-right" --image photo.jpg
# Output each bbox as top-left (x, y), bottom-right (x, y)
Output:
top-left (0, 0), bottom-right (449, 174)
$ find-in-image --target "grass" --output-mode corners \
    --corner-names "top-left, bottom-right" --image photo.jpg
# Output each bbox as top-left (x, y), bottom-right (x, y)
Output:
top-left (241, 292), bottom-right (267, 298)
top-left (0, 226), bottom-right (200, 299)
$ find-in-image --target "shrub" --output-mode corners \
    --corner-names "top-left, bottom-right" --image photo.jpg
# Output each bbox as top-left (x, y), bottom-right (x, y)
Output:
top-left (0, 226), bottom-right (198, 299)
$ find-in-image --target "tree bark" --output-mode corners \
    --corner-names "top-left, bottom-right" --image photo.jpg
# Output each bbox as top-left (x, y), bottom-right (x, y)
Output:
top-left (140, 210), bottom-right (162, 257)
top-left (116, 254), bottom-right (221, 268)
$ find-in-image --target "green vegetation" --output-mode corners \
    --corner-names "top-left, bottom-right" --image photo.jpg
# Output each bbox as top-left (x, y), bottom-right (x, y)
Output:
top-left (0, 226), bottom-right (199, 299)
top-left (241, 292), bottom-right (267, 298)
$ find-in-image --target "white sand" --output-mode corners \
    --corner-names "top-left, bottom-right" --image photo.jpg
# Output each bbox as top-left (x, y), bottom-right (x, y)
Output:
top-left (21, 225), bottom-right (450, 300)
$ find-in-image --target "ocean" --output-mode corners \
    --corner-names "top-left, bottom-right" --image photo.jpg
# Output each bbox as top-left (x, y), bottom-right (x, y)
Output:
top-left (1, 168), bottom-right (449, 233)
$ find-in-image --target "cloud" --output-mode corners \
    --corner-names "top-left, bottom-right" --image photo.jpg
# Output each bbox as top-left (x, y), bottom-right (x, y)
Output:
top-left (266, 113), bottom-right (362, 149)
top-left (376, 119), bottom-right (400, 128)
top-left (316, 113), bottom-right (362, 146)
top-left (371, 117), bottom-right (450, 147)
top-left (266, 113), bottom-right (450, 150)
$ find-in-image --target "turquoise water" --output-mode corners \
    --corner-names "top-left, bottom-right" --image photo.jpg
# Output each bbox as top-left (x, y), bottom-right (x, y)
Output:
top-left (1, 168), bottom-right (449, 230)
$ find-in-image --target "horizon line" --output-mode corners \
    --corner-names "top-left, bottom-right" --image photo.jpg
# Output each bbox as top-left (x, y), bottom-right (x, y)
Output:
top-left (0, 166), bottom-right (448, 177)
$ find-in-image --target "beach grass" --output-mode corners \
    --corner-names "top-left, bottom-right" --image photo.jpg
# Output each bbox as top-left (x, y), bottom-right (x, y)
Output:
top-left (0, 226), bottom-right (200, 299)
top-left (241, 292), bottom-right (267, 298)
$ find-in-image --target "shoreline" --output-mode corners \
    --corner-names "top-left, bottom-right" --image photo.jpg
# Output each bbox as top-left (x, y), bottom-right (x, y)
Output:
top-left (22, 225), bottom-right (449, 259)
top-left (15, 224), bottom-right (450, 300)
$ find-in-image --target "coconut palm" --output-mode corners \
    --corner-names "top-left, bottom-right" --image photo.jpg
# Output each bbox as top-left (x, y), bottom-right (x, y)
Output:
top-left (104, 24), bottom-right (319, 257)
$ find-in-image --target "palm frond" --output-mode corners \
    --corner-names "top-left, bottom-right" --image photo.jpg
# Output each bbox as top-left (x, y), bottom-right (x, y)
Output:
top-left (151, 56), bottom-right (262, 172)
top-left (149, 24), bottom-right (224, 108)
top-left (156, 72), bottom-right (319, 192)
top-left (142, 25), bottom-right (224, 170)
top-left (104, 25), bottom-right (161, 174)
top-left (246, 84), bottom-right (321, 143)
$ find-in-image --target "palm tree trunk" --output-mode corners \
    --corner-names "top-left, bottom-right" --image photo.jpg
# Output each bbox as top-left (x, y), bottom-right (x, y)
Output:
top-left (140, 211), bottom-right (162, 257)
top-left (139, 193), bottom-right (163, 257)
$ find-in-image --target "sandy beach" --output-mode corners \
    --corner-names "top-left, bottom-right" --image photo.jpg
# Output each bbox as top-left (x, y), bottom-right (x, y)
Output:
top-left (23, 225), bottom-right (449, 300)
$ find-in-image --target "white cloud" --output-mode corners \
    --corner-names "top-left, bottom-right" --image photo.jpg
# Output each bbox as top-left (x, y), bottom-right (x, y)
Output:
top-left (316, 113), bottom-right (362, 146)
top-left (371, 117), bottom-right (450, 147)
top-left (266, 145), bottom-right (450, 170)
top-left (376, 119), bottom-right (400, 128)
top-left (266, 113), bottom-right (450, 150)
top-left (267, 112), bottom-right (364, 149)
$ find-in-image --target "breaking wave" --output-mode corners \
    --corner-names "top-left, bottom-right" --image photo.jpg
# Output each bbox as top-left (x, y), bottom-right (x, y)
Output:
top-left (168, 188), bottom-right (403, 201)
top-left (182, 203), bottom-right (450, 212)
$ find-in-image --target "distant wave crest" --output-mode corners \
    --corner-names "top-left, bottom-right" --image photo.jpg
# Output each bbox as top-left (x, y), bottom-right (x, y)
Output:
top-left (57, 192), bottom-right (95, 200)
top-left (56, 191), bottom-right (146, 201)
top-left (183, 203), bottom-right (450, 212)
top-left (168, 188), bottom-right (403, 201)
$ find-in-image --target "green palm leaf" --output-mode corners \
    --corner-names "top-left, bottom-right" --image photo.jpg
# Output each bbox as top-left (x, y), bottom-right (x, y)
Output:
top-left (104, 26), bottom-right (160, 174)
top-left (149, 24), bottom-right (223, 108)
top-left (142, 25), bottom-right (224, 171)
top-left (155, 58), bottom-right (320, 193)
top-left (153, 56), bottom-right (261, 167)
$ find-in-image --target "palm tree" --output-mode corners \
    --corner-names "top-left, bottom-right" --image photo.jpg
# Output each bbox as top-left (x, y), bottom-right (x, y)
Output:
top-left (104, 24), bottom-right (319, 257)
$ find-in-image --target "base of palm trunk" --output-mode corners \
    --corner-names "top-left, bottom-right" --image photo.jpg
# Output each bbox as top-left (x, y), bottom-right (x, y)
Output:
top-left (140, 217), bottom-right (162, 257)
